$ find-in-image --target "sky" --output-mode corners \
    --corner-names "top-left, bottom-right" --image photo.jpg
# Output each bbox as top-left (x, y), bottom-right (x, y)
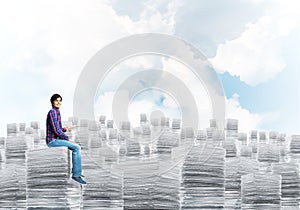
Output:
top-left (0, 0), bottom-right (299, 137)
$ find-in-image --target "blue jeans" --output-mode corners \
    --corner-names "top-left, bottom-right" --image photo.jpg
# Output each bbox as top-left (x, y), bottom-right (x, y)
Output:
top-left (47, 139), bottom-right (83, 177)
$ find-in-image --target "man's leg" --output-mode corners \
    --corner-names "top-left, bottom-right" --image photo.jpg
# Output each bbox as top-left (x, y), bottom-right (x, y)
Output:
top-left (47, 139), bottom-right (83, 177)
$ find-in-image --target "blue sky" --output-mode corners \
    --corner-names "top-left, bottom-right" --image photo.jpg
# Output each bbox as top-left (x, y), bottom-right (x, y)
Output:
top-left (0, 0), bottom-right (299, 136)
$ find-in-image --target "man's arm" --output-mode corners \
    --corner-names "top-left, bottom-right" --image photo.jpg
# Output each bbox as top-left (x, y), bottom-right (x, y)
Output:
top-left (62, 126), bottom-right (74, 132)
top-left (49, 110), bottom-right (69, 140)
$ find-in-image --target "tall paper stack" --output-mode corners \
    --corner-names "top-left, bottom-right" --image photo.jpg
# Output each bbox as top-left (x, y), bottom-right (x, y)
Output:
top-left (7, 123), bottom-right (18, 136)
top-left (26, 147), bottom-right (81, 209)
top-left (0, 166), bottom-right (26, 209)
top-left (273, 161), bottom-right (300, 208)
top-left (225, 157), bottom-right (258, 209)
top-left (5, 135), bottom-right (27, 166)
top-left (181, 145), bottom-right (225, 209)
top-left (241, 173), bottom-right (281, 209)
top-left (122, 161), bottom-right (159, 209)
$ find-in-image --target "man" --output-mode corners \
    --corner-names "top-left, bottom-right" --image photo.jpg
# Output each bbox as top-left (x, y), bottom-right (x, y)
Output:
top-left (46, 93), bottom-right (87, 185)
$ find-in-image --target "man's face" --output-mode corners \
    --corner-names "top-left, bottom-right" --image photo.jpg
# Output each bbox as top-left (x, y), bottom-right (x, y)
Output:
top-left (52, 97), bottom-right (62, 109)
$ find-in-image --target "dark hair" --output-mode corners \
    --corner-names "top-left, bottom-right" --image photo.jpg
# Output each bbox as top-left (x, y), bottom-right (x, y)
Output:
top-left (50, 94), bottom-right (62, 104)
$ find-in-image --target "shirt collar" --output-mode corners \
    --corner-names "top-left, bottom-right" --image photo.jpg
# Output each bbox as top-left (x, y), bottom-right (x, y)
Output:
top-left (52, 106), bottom-right (60, 112)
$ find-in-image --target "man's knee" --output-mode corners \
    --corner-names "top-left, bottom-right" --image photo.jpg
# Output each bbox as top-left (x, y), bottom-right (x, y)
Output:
top-left (74, 144), bottom-right (81, 152)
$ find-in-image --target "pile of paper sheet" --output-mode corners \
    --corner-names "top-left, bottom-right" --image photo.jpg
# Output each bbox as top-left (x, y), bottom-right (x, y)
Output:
top-left (241, 173), bottom-right (281, 209)
top-left (26, 147), bottom-right (81, 209)
top-left (181, 145), bottom-right (225, 209)
top-left (273, 161), bottom-right (300, 208)
top-left (0, 166), bottom-right (26, 209)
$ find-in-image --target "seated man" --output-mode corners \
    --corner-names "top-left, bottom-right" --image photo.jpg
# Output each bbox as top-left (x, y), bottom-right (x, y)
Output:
top-left (46, 93), bottom-right (87, 185)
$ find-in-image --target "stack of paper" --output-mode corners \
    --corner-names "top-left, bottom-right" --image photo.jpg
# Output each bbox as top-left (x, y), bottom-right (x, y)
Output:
top-left (240, 145), bottom-right (252, 158)
top-left (269, 131), bottom-right (279, 143)
top-left (172, 119), bottom-right (181, 130)
top-left (276, 133), bottom-right (287, 159)
top-left (273, 161), bottom-right (300, 208)
top-left (196, 130), bottom-right (207, 142)
top-left (157, 130), bottom-right (179, 154)
top-left (142, 125), bottom-right (151, 136)
top-left (154, 163), bottom-right (181, 209)
top-left (120, 121), bottom-right (130, 131)
top-left (180, 128), bottom-right (186, 140)
top-left (226, 119), bottom-right (238, 131)
top-left (238, 133), bottom-right (247, 144)
top-left (222, 137), bottom-right (237, 158)
top-left (248, 131), bottom-right (258, 160)
top-left (88, 120), bottom-right (101, 132)
top-left (26, 147), bottom-right (81, 209)
top-left (0, 166), bottom-right (26, 209)
top-left (278, 133), bottom-right (286, 142)
top-left (133, 127), bottom-right (142, 136)
top-left (206, 127), bottom-right (215, 140)
top-left (226, 119), bottom-right (238, 138)
top-left (30, 121), bottom-right (40, 130)
top-left (108, 129), bottom-right (118, 140)
top-left (107, 120), bottom-right (114, 129)
top-left (0, 137), bottom-right (5, 148)
top-left (258, 143), bottom-right (280, 163)
top-left (144, 144), bottom-right (150, 155)
top-left (212, 130), bottom-right (225, 142)
top-left (185, 127), bottom-right (194, 139)
top-left (181, 145), bottom-right (225, 209)
top-left (99, 115), bottom-right (106, 126)
top-left (241, 173), bottom-right (281, 209)
top-left (259, 131), bottom-right (267, 143)
top-left (19, 123), bottom-right (26, 133)
top-left (290, 135), bottom-right (300, 154)
top-left (250, 130), bottom-right (258, 140)
top-left (126, 140), bottom-right (141, 156)
top-left (151, 118), bottom-right (160, 127)
top-left (5, 135), bottom-right (27, 166)
top-left (7, 123), bottom-right (18, 136)
top-left (210, 119), bottom-right (217, 128)
top-left (0, 137), bottom-right (4, 168)
top-left (25, 127), bottom-right (34, 135)
top-left (81, 158), bottom-right (123, 209)
top-left (225, 157), bottom-right (258, 209)
top-left (225, 158), bottom-right (240, 209)
top-left (68, 116), bottom-right (78, 126)
top-left (89, 133), bottom-right (102, 149)
top-left (79, 119), bottom-right (89, 128)
top-left (160, 117), bottom-right (169, 127)
top-left (122, 160), bottom-right (159, 209)
top-left (140, 113), bottom-right (147, 124)
top-left (76, 129), bottom-right (89, 150)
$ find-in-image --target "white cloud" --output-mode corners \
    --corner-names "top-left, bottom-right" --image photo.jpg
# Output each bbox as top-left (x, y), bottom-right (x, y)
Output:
top-left (226, 93), bottom-right (268, 133)
top-left (210, 0), bottom-right (300, 86)
top-left (162, 95), bottom-right (179, 109)
top-left (94, 88), bottom-right (269, 134)
top-left (0, 0), bottom-right (182, 136)
top-left (93, 55), bottom-right (273, 135)
top-left (161, 57), bottom-right (212, 128)
top-left (94, 91), bottom-right (115, 120)
top-left (0, 0), bottom-right (295, 137)
top-left (118, 0), bottom-right (182, 34)
top-left (0, 0), bottom-right (181, 85)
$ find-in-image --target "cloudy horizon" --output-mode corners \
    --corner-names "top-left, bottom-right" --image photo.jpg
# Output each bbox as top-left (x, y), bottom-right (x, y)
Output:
top-left (0, 0), bottom-right (299, 137)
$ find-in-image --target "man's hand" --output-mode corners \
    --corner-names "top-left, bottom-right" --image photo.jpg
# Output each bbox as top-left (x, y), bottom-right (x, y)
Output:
top-left (65, 126), bottom-right (74, 132)
top-left (69, 138), bottom-right (77, 144)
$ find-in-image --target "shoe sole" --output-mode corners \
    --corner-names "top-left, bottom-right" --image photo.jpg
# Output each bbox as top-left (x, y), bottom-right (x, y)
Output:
top-left (72, 177), bottom-right (87, 185)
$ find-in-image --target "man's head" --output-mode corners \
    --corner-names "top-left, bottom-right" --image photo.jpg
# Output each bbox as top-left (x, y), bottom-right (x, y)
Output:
top-left (50, 94), bottom-right (62, 109)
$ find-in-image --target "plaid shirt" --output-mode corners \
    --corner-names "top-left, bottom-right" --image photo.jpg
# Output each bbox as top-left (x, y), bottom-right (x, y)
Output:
top-left (46, 106), bottom-right (69, 144)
